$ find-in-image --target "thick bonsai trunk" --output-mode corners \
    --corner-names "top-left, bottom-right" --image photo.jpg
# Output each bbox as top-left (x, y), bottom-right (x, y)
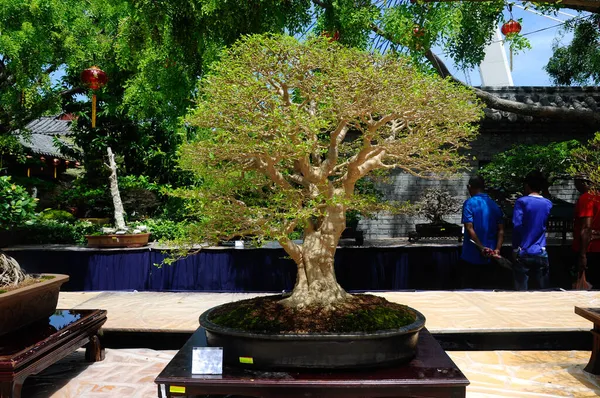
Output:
top-left (107, 147), bottom-right (126, 230)
top-left (280, 205), bottom-right (351, 309)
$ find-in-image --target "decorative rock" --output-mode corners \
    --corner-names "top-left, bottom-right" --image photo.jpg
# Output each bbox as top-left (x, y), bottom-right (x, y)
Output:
top-left (102, 227), bottom-right (117, 234)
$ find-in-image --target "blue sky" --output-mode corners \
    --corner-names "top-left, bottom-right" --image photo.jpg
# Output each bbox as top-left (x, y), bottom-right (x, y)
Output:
top-left (439, 7), bottom-right (579, 87)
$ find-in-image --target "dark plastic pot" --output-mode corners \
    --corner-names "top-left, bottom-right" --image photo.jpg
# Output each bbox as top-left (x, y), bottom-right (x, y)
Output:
top-left (415, 222), bottom-right (462, 238)
top-left (199, 299), bottom-right (426, 370)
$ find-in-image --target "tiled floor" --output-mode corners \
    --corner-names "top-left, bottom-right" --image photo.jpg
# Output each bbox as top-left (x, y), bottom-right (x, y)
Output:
top-left (16, 290), bottom-right (600, 397)
top-left (21, 348), bottom-right (600, 397)
top-left (58, 290), bottom-right (600, 333)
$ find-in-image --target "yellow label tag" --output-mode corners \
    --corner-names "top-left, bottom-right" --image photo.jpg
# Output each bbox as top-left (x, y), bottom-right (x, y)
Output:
top-left (239, 357), bottom-right (254, 364)
top-left (170, 386), bottom-right (186, 393)
top-left (112, 236), bottom-right (117, 240)
top-left (440, 228), bottom-right (446, 231)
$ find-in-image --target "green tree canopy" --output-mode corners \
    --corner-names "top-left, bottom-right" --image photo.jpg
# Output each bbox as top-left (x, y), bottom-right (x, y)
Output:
top-left (480, 140), bottom-right (582, 196)
top-left (179, 34), bottom-right (482, 307)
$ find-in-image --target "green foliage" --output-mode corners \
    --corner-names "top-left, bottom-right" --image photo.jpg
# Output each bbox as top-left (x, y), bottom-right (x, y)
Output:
top-left (38, 209), bottom-right (76, 223)
top-left (546, 15), bottom-right (600, 85)
top-left (179, 34), bottom-right (481, 246)
top-left (17, 219), bottom-right (98, 245)
top-left (479, 140), bottom-right (581, 195)
top-left (142, 219), bottom-right (189, 241)
top-left (0, 176), bottom-right (37, 230)
top-left (57, 174), bottom-right (176, 219)
top-left (0, 0), bottom-right (92, 135)
top-left (570, 132), bottom-right (600, 189)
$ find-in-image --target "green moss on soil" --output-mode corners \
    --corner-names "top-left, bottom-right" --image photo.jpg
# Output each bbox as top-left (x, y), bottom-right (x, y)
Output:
top-left (0, 290), bottom-right (6, 294)
top-left (40, 275), bottom-right (55, 280)
top-left (208, 294), bottom-right (416, 334)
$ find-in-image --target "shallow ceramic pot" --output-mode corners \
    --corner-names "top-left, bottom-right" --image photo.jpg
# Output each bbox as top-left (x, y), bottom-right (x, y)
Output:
top-left (199, 298), bottom-right (426, 370)
top-left (85, 233), bottom-right (150, 248)
top-left (0, 274), bottom-right (69, 336)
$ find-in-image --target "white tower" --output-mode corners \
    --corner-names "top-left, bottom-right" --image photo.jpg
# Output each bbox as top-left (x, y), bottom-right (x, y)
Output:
top-left (478, 29), bottom-right (513, 87)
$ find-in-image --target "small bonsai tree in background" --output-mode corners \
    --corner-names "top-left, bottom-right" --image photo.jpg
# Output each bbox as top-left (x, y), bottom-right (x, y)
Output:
top-left (415, 188), bottom-right (462, 225)
top-left (179, 34), bottom-right (482, 309)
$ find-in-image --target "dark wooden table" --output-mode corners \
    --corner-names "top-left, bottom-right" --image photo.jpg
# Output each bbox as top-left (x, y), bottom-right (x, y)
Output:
top-left (0, 309), bottom-right (107, 398)
top-left (155, 327), bottom-right (468, 398)
top-left (575, 306), bottom-right (600, 374)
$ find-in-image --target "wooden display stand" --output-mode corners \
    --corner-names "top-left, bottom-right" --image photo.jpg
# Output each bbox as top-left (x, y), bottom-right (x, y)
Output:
top-left (575, 306), bottom-right (600, 375)
top-left (0, 309), bottom-right (107, 398)
top-left (156, 327), bottom-right (469, 398)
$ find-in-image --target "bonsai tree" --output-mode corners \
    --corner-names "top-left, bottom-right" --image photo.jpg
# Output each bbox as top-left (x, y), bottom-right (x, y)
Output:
top-left (179, 34), bottom-right (482, 309)
top-left (415, 188), bottom-right (462, 225)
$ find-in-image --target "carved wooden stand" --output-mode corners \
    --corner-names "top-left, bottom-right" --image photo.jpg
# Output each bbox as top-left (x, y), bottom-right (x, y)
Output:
top-left (0, 309), bottom-right (107, 398)
top-left (156, 327), bottom-right (469, 398)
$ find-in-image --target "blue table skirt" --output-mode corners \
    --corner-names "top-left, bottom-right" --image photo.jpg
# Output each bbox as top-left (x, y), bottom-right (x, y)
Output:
top-left (7, 245), bottom-right (571, 292)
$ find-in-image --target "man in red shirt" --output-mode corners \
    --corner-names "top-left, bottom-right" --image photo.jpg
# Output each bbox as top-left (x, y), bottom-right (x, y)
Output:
top-left (573, 174), bottom-right (600, 287)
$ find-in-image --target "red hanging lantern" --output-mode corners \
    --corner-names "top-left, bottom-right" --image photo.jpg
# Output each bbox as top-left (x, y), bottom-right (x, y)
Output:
top-left (501, 19), bottom-right (522, 72)
top-left (501, 19), bottom-right (521, 36)
top-left (322, 30), bottom-right (340, 42)
top-left (53, 158), bottom-right (60, 165)
top-left (412, 25), bottom-right (425, 38)
top-left (40, 156), bottom-right (46, 162)
top-left (81, 66), bottom-right (108, 129)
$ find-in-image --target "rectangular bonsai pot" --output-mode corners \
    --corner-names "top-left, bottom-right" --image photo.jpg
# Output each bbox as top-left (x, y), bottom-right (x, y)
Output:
top-left (85, 233), bottom-right (150, 248)
top-left (0, 274), bottom-right (69, 336)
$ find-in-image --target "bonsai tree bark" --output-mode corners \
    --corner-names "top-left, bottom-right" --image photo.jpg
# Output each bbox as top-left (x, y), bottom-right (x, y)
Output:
top-left (107, 147), bottom-right (126, 231)
top-left (0, 252), bottom-right (26, 287)
top-left (180, 34), bottom-right (482, 309)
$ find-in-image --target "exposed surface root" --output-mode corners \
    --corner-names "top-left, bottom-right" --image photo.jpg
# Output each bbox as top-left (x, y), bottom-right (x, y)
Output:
top-left (0, 252), bottom-right (27, 288)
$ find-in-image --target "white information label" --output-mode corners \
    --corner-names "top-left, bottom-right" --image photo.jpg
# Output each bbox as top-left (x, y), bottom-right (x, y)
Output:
top-left (191, 347), bottom-right (223, 375)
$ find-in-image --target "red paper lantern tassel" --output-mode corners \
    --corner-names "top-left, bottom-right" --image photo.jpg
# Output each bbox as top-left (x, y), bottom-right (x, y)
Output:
top-left (92, 93), bottom-right (97, 128)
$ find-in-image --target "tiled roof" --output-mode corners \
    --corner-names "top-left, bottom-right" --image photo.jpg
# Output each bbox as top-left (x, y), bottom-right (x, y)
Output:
top-left (17, 116), bottom-right (76, 159)
top-left (479, 86), bottom-right (600, 123)
top-left (20, 116), bottom-right (73, 135)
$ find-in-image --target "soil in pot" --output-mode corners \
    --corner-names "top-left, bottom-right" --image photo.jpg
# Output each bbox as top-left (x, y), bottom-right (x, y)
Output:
top-left (0, 275), bottom-right (55, 294)
top-left (207, 294), bottom-right (415, 334)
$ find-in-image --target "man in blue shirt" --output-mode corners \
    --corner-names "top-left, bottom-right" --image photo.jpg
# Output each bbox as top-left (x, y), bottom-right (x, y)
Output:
top-left (461, 175), bottom-right (504, 289)
top-left (512, 171), bottom-right (553, 290)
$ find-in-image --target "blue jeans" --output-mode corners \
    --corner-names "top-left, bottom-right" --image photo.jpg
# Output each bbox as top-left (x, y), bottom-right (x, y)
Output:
top-left (513, 252), bottom-right (550, 291)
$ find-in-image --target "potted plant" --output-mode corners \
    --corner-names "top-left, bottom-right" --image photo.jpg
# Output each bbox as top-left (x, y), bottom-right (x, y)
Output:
top-left (410, 188), bottom-right (463, 241)
top-left (0, 176), bottom-right (38, 247)
top-left (0, 179), bottom-right (69, 334)
top-left (174, 34), bottom-right (481, 369)
top-left (0, 253), bottom-right (69, 336)
top-left (84, 148), bottom-right (150, 248)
